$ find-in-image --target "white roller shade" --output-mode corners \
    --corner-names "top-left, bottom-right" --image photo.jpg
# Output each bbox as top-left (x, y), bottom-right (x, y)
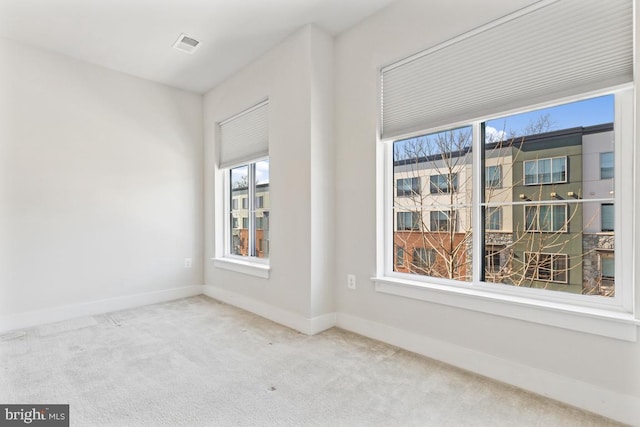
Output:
top-left (380, 0), bottom-right (633, 140)
top-left (219, 100), bottom-right (269, 168)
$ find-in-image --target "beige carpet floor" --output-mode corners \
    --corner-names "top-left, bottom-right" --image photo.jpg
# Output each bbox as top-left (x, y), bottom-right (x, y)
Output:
top-left (0, 296), bottom-right (624, 426)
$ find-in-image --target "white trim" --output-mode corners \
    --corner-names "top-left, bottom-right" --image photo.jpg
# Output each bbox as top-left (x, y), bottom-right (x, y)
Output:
top-left (336, 312), bottom-right (640, 426)
top-left (203, 285), bottom-right (335, 335)
top-left (373, 276), bottom-right (638, 341)
top-left (213, 257), bottom-right (270, 279)
top-left (0, 285), bottom-right (204, 334)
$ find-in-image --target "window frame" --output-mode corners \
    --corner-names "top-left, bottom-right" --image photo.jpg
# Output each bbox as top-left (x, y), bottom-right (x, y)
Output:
top-left (429, 173), bottom-right (458, 194)
top-left (485, 206), bottom-right (502, 231)
top-left (376, 87), bottom-right (637, 342)
top-left (600, 151), bottom-right (614, 179)
top-left (523, 204), bottom-right (568, 233)
top-left (214, 156), bottom-right (270, 278)
top-left (485, 165), bottom-right (502, 188)
top-left (523, 156), bottom-right (567, 186)
top-left (396, 177), bottom-right (421, 197)
top-left (524, 252), bottom-right (569, 284)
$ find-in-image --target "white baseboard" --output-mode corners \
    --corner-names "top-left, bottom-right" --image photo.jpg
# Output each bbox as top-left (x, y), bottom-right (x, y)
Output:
top-left (336, 312), bottom-right (640, 426)
top-left (203, 285), bottom-right (336, 335)
top-left (0, 285), bottom-right (204, 334)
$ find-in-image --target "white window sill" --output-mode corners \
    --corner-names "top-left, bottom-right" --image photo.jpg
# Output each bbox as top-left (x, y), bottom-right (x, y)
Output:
top-left (213, 258), bottom-right (270, 279)
top-left (373, 276), bottom-right (639, 342)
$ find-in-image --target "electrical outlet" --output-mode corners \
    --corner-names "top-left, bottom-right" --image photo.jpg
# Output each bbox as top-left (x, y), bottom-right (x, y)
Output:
top-left (184, 258), bottom-right (192, 268)
top-left (347, 274), bottom-right (356, 290)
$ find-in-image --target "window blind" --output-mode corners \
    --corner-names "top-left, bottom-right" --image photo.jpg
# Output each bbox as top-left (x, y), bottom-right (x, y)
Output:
top-left (219, 100), bottom-right (269, 168)
top-left (380, 0), bottom-right (633, 140)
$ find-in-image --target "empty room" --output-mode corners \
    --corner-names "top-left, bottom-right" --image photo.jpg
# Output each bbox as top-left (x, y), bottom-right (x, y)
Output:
top-left (1, 0), bottom-right (639, 425)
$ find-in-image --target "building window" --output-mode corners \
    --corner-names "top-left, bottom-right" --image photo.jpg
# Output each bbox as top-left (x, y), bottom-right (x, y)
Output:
top-left (397, 177), bottom-right (421, 197)
top-left (601, 203), bottom-right (614, 232)
top-left (485, 207), bottom-right (502, 231)
top-left (430, 174), bottom-right (458, 194)
top-left (485, 165), bottom-right (502, 188)
top-left (229, 159), bottom-right (270, 259)
top-left (600, 152), bottom-right (614, 179)
top-left (524, 253), bottom-right (568, 283)
top-left (396, 246), bottom-right (405, 267)
top-left (413, 248), bottom-right (436, 271)
top-left (430, 210), bottom-right (455, 232)
top-left (524, 157), bottom-right (567, 185)
top-left (397, 211), bottom-right (420, 231)
top-left (524, 205), bottom-right (567, 232)
top-left (485, 246), bottom-right (505, 274)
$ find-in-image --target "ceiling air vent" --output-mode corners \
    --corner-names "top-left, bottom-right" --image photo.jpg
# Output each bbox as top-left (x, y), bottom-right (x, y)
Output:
top-left (173, 33), bottom-right (201, 54)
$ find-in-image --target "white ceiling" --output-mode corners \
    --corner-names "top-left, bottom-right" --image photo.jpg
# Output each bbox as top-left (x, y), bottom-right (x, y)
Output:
top-left (0, 0), bottom-right (396, 93)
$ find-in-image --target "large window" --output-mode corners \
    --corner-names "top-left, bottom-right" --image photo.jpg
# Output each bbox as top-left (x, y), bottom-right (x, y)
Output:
top-left (387, 93), bottom-right (624, 301)
top-left (229, 159), bottom-right (269, 259)
top-left (378, 0), bottom-right (633, 339)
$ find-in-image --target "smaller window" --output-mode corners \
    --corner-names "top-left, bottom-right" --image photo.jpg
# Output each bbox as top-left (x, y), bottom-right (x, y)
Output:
top-left (256, 217), bottom-right (264, 230)
top-left (600, 152), bottom-right (614, 179)
top-left (524, 252), bottom-right (568, 283)
top-left (485, 246), bottom-right (505, 274)
top-left (256, 196), bottom-right (264, 209)
top-left (232, 217), bottom-right (238, 229)
top-left (412, 247), bottom-right (436, 271)
top-left (257, 239), bottom-right (263, 252)
top-left (242, 198), bottom-right (248, 209)
top-left (600, 252), bottom-right (614, 280)
top-left (430, 174), bottom-right (458, 194)
top-left (601, 203), bottom-right (614, 232)
top-left (397, 212), bottom-right (420, 231)
top-left (397, 177), bottom-right (421, 197)
top-left (485, 207), bottom-right (502, 231)
top-left (524, 157), bottom-right (566, 185)
top-left (232, 199), bottom-right (238, 210)
top-left (242, 217), bottom-right (248, 229)
top-left (524, 204), bottom-right (567, 232)
top-left (396, 246), bottom-right (405, 267)
top-left (485, 165), bottom-right (502, 188)
top-left (430, 210), bottom-right (454, 232)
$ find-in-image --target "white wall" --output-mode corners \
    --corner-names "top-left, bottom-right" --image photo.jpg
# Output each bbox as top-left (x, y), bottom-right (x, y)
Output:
top-left (0, 38), bottom-right (204, 322)
top-left (333, 0), bottom-right (639, 424)
top-left (203, 25), bottom-right (335, 329)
